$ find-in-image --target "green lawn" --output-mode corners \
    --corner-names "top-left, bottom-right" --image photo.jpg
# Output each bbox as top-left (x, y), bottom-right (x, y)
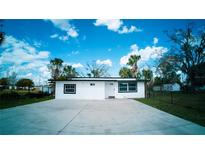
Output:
top-left (136, 92), bottom-right (205, 127)
top-left (0, 95), bottom-right (54, 109)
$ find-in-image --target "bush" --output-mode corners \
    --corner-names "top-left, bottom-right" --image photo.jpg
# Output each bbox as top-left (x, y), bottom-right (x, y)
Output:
top-left (0, 91), bottom-right (51, 101)
top-left (24, 92), bottom-right (50, 98)
top-left (0, 91), bottom-right (21, 100)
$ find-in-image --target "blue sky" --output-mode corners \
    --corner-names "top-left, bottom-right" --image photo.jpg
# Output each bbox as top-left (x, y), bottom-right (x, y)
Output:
top-left (0, 19), bottom-right (205, 84)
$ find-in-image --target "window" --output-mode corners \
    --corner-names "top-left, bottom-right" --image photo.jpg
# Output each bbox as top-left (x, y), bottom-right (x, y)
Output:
top-left (64, 84), bottom-right (76, 94)
top-left (118, 81), bottom-right (137, 93)
top-left (128, 82), bottom-right (137, 91)
top-left (90, 83), bottom-right (95, 86)
top-left (119, 83), bottom-right (128, 92)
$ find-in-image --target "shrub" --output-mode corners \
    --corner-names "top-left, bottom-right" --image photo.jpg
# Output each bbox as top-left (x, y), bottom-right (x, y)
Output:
top-left (0, 91), bottom-right (21, 100)
top-left (24, 92), bottom-right (50, 98)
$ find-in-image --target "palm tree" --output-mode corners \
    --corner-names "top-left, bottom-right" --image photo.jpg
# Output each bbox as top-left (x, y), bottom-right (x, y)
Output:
top-left (86, 61), bottom-right (109, 77)
top-left (63, 65), bottom-right (78, 78)
top-left (142, 69), bottom-right (153, 81)
top-left (48, 58), bottom-right (64, 80)
top-left (119, 67), bottom-right (133, 78)
top-left (47, 58), bottom-right (64, 96)
top-left (127, 55), bottom-right (141, 77)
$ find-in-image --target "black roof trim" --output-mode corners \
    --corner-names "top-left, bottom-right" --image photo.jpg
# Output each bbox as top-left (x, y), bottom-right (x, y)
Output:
top-left (48, 77), bottom-right (148, 82)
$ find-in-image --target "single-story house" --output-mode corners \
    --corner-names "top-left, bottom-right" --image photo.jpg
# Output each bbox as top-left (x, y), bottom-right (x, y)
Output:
top-left (54, 77), bottom-right (146, 100)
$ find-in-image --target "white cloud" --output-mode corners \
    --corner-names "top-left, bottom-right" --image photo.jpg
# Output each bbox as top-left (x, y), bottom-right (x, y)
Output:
top-left (96, 59), bottom-right (112, 67)
top-left (72, 63), bottom-right (83, 68)
top-left (0, 35), bottom-right (51, 85)
top-left (120, 44), bottom-right (168, 66)
top-left (67, 28), bottom-right (78, 37)
top-left (47, 19), bottom-right (78, 41)
top-left (50, 34), bottom-right (58, 38)
top-left (58, 35), bottom-right (69, 41)
top-left (24, 73), bottom-right (32, 78)
top-left (50, 34), bottom-right (68, 41)
top-left (71, 50), bottom-right (79, 55)
top-left (67, 50), bottom-right (80, 56)
top-left (153, 37), bottom-right (159, 45)
top-left (118, 25), bottom-right (142, 34)
top-left (94, 19), bottom-right (123, 32)
top-left (94, 19), bottom-right (142, 34)
top-left (33, 41), bottom-right (42, 48)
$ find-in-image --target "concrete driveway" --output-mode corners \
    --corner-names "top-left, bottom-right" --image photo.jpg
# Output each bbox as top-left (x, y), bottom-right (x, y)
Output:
top-left (1, 99), bottom-right (205, 135)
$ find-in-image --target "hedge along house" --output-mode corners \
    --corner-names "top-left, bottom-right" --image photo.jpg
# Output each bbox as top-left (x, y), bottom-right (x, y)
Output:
top-left (54, 77), bottom-right (146, 100)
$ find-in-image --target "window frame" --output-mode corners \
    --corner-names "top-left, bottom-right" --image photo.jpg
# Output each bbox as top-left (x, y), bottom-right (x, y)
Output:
top-left (118, 81), bottom-right (137, 93)
top-left (64, 84), bottom-right (76, 94)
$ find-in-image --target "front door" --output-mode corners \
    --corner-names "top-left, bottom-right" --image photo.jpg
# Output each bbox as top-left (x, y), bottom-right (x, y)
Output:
top-left (105, 82), bottom-right (115, 98)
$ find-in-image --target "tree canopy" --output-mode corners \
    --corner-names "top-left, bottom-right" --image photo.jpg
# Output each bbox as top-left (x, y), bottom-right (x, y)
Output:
top-left (119, 67), bottom-right (133, 78)
top-left (0, 77), bottom-right (9, 86)
top-left (127, 55), bottom-right (141, 77)
top-left (86, 61), bottom-right (110, 77)
top-left (0, 20), bottom-right (4, 45)
top-left (48, 58), bottom-right (64, 80)
top-left (166, 24), bottom-right (205, 88)
top-left (61, 65), bottom-right (78, 79)
top-left (16, 78), bottom-right (34, 88)
top-left (157, 56), bottom-right (181, 84)
top-left (142, 69), bottom-right (153, 81)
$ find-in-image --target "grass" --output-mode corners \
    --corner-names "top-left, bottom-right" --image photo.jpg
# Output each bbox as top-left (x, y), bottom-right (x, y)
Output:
top-left (136, 92), bottom-right (205, 127)
top-left (0, 95), bottom-right (54, 109)
top-left (0, 89), bottom-right (54, 109)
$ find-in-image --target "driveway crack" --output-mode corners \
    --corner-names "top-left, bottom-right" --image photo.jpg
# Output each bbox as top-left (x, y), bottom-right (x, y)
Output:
top-left (56, 103), bottom-right (88, 135)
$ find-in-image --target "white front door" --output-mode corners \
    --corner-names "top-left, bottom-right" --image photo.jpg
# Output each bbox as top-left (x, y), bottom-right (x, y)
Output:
top-left (105, 82), bottom-right (115, 98)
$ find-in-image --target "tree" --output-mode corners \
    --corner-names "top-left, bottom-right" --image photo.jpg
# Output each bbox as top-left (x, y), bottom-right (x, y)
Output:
top-left (0, 20), bottom-right (5, 45)
top-left (16, 78), bottom-right (34, 91)
top-left (157, 56), bottom-right (181, 84)
top-left (119, 67), bottom-right (133, 78)
top-left (47, 58), bottom-right (64, 95)
top-left (0, 32), bottom-right (4, 45)
top-left (48, 58), bottom-right (64, 80)
top-left (190, 62), bottom-right (205, 87)
top-left (8, 72), bottom-right (17, 89)
top-left (142, 69), bottom-right (153, 98)
top-left (166, 24), bottom-right (205, 90)
top-left (153, 76), bottom-right (163, 86)
top-left (127, 55), bottom-right (141, 77)
top-left (142, 69), bottom-right (153, 81)
top-left (0, 77), bottom-right (9, 89)
top-left (86, 61), bottom-right (110, 77)
top-left (62, 65), bottom-right (78, 79)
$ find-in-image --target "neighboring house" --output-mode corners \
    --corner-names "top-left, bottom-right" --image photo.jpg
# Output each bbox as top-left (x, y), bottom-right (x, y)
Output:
top-left (54, 77), bottom-right (146, 100)
top-left (9, 86), bottom-right (17, 90)
top-left (42, 85), bottom-right (53, 94)
top-left (153, 86), bottom-right (161, 91)
top-left (34, 85), bottom-right (53, 94)
top-left (153, 83), bottom-right (180, 92)
top-left (163, 83), bottom-right (180, 91)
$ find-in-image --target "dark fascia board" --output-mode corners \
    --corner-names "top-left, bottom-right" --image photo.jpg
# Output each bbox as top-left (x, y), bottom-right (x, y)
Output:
top-left (48, 77), bottom-right (148, 82)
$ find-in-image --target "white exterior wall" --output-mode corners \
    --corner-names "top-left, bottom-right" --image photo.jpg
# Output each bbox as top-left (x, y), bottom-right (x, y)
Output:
top-left (55, 81), bottom-right (105, 100)
top-left (115, 81), bottom-right (145, 99)
top-left (55, 80), bottom-right (145, 100)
